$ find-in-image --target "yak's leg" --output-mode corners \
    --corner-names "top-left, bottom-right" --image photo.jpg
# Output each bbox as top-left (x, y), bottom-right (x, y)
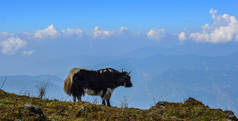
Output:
top-left (77, 96), bottom-right (81, 102)
top-left (73, 96), bottom-right (76, 102)
top-left (101, 89), bottom-right (107, 106)
top-left (106, 98), bottom-right (111, 107)
top-left (76, 88), bottom-right (84, 103)
top-left (105, 89), bottom-right (112, 107)
top-left (102, 99), bottom-right (106, 105)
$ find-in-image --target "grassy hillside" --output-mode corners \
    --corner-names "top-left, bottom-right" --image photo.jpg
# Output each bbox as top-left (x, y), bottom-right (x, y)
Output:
top-left (0, 89), bottom-right (237, 121)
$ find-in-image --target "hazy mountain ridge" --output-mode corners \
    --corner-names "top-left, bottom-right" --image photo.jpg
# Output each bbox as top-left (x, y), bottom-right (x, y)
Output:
top-left (0, 75), bottom-right (67, 100)
top-left (93, 51), bottom-right (238, 114)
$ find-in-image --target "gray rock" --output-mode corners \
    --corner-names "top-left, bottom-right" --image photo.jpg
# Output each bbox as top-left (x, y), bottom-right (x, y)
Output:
top-left (24, 104), bottom-right (46, 119)
top-left (224, 110), bottom-right (236, 119)
top-left (76, 106), bottom-right (86, 117)
top-left (156, 101), bottom-right (166, 109)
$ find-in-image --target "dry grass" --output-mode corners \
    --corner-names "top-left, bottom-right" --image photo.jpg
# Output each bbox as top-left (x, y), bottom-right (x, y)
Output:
top-left (0, 89), bottom-right (236, 121)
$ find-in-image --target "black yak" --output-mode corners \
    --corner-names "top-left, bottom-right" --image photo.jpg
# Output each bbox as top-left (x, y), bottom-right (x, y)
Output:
top-left (64, 68), bottom-right (132, 106)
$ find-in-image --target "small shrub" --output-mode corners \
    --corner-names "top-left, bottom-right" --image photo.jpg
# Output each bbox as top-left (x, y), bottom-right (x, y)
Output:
top-left (36, 80), bottom-right (48, 99)
top-left (0, 77), bottom-right (7, 89)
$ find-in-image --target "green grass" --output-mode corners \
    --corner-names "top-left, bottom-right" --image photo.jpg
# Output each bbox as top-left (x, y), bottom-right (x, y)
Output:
top-left (0, 89), bottom-right (236, 121)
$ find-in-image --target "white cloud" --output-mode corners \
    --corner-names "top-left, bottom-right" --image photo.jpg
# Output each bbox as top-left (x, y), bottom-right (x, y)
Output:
top-left (1, 32), bottom-right (15, 37)
top-left (22, 50), bottom-right (34, 56)
top-left (147, 28), bottom-right (166, 41)
top-left (22, 32), bottom-right (31, 37)
top-left (1, 32), bottom-right (9, 37)
top-left (178, 32), bottom-right (186, 41)
top-left (26, 25), bottom-right (83, 39)
top-left (0, 32), bottom-right (15, 41)
top-left (92, 26), bottom-right (113, 39)
top-left (189, 9), bottom-right (238, 43)
top-left (0, 37), bottom-right (27, 54)
top-left (34, 24), bottom-right (60, 39)
top-left (120, 26), bottom-right (128, 32)
top-left (62, 28), bottom-right (82, 36)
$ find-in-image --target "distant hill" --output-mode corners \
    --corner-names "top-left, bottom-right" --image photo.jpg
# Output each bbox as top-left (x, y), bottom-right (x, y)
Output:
top-left (0, 89), bottom-right (237, 121)
top-left (0, 75), bottom-right (68, 100)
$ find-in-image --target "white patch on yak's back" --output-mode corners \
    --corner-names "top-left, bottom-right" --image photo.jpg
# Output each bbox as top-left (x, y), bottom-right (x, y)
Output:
top-left (99, 68), bottom-right (113, 74)
top-left (107, 68), bottom-right (113, 72)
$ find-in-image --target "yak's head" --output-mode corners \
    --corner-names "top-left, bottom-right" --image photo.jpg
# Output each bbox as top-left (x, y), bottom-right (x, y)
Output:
top-left (118, 71), bottom-right (133, 88)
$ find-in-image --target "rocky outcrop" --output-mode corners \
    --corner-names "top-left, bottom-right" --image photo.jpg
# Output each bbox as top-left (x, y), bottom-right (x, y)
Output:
top-left (23, 104), bottom-right (47, 120)
top-left (184, 97), bottom-right (204, 106)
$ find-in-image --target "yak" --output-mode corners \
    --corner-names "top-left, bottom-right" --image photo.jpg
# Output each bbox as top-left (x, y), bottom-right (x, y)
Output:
top-left (64, 68), bottom-right (132, 106)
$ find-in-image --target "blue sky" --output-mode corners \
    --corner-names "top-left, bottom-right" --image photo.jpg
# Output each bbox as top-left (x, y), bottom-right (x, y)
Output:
top-left (0, 0), bottom-right (238, 32)
top-left (0, 0), bottom-right (238, 76)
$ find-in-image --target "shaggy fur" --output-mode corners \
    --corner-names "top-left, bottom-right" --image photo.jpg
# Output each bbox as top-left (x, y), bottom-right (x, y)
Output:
top-left (64, 67), bottom-right (132, 106)
top-left (64, 68), bottom-right (82, 95)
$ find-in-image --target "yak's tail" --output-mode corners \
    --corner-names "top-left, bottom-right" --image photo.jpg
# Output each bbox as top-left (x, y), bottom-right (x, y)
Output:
top-left (64, 68), bottom-right (81, 95)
